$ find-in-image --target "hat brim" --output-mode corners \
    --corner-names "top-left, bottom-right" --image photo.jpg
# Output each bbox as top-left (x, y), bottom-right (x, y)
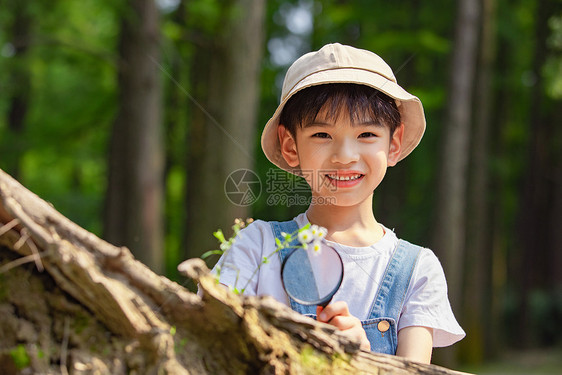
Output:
top-left (261, 68), bottom-right (426, 174)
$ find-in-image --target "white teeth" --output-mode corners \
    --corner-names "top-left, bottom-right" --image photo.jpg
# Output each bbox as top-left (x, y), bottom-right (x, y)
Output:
top-left (328, 174), bottom-right (362, 181)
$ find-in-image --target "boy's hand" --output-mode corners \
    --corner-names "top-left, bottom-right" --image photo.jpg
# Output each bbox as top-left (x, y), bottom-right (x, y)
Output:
top-left (317, 302), bottom-right (371, 351)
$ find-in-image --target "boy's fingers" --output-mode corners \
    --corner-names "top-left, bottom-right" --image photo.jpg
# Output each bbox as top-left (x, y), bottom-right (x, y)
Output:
top-left (317, 301), bottom-right (350, 322)
top-left (326, 301), bottom-right (350, 316)
top-left (327, 315), bottom-right (356, 330)
top-left (316, 303), bottom-right (369, 350)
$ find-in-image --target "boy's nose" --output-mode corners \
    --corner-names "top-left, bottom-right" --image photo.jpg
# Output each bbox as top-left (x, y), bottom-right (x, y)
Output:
top-left (330, 139), bottom-right (360, 164)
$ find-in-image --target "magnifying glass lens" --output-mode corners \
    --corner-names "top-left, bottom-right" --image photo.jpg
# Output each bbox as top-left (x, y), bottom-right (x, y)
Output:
top-left (281, 242), bottom-right (343, 307)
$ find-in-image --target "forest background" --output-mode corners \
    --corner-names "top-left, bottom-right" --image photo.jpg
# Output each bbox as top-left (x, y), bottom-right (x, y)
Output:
top-left (1, 0), bottom-right (561, 370)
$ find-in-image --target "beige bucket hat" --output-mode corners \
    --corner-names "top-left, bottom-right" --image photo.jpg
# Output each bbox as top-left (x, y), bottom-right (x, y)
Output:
top-left (261, 43), bottom-right (426, 174)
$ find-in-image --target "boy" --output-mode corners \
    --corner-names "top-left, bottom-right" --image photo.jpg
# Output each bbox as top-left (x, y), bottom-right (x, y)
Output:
top-left (212, 43), bottom-right (464, 363)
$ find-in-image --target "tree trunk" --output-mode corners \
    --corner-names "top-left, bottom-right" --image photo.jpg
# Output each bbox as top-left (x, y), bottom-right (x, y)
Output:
top-left (104, 0), bottom-right (164, 273)
top-left (3, 0), bottom-right (32, 179)
top-left (0, 168), bottom-right (469, 374)
top-left (461, 0), bottom-right (496, 364)
top-left (547, 103), bottom-right (562, 310)
top-left (185, 0), bottom-right (265, 259)
top-left (432, 0), bottom-right (480, 366)
top-left (515, 0), bottom-right (558, 348)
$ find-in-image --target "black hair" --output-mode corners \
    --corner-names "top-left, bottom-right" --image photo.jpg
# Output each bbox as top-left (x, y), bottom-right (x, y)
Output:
top-left (279, 83), bottom-right (401, 136)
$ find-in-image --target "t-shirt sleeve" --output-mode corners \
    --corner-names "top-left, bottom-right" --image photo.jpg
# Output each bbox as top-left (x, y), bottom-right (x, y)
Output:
top-left (208, 220), bottom-right (268, 296)
top-left (398, 248), bottom-right (466, 347)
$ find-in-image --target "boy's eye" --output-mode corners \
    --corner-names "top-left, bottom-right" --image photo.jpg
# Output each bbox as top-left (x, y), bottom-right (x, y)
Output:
top-left (312, 132), bottom-right (331, 139)
top-left (358, 132), bottom-right (377, 138)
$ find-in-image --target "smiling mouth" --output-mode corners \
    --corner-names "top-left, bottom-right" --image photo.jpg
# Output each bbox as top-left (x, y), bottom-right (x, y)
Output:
top-left (326, 173), bottom-right (364, 181)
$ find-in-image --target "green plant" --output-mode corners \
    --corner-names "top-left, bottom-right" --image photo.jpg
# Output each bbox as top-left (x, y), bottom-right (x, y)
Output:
top-left (202, 218), bottom-right (327, 294)
top-left (10, 344), bottom-right (30, 370)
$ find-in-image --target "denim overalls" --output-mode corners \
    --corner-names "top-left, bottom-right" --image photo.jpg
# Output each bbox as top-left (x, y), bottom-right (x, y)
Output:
top-left (271, 220), bottom-right (421, 354)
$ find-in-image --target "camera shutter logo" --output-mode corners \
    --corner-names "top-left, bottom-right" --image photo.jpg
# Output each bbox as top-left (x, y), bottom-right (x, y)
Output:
top-left (224, 169), bottom-right (261, 206)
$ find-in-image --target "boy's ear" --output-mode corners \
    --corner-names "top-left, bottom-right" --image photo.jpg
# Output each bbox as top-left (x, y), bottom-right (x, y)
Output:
top-left (388, 123), bottom-right (405, 167)
top-left (278, 125), bottom-right (299, 167)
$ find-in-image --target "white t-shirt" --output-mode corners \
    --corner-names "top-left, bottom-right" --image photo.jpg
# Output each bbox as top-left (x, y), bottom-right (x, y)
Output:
top-left (212, 212), bottom-right (465, 347)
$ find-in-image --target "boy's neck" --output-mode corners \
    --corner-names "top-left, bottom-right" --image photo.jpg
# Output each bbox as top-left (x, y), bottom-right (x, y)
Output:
top-left (305, 195), bottom-right (384, 247)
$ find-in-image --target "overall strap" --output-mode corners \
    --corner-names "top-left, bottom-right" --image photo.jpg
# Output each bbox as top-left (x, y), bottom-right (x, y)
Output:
top-left (368, 239), bottom-right (422, 320)
top-left (270, 220), bottom-right (317, 315)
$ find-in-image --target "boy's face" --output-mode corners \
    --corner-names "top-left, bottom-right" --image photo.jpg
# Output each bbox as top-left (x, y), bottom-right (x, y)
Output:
top-left (278, 106), bottom-right (404, 207)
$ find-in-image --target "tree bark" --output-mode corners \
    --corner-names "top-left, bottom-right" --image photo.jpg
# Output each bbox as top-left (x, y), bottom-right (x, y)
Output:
top-left (432, 0), bottom-right (480, 365)
top-left (433, 0), bottom-right (480, 310)
top-left (3, 0), bottom-right (32, 179)
top-left (104, 0), bottom-right (164, 273)
top-left (515, 0), bottom-right (559, 348)
top-left (462, 0), bottom-right (496, 364)
top-left (0, 168), bottom-right (471, 374)
top-left (185, 0), bottom-right (265, 259)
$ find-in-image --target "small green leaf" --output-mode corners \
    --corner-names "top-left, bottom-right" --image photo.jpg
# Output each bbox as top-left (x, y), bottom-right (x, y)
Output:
top-left (213, 229), bottom-right (226, 243)
top-left (275, 237), bottom-right (284, 249)
top-left (201, 249), bottom-right (223, 259)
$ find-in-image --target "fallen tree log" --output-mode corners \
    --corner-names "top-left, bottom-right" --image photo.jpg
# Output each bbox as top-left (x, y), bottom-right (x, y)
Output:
top-left (0, 168), bottom-right (470, 374)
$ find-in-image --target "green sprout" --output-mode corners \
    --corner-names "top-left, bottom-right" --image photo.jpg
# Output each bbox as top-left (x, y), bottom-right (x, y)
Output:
top-left (201, 218), bottom-right (326, 294)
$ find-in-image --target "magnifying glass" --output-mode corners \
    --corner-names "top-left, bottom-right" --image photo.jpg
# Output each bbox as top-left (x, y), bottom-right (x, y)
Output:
top-left (281, 241), bottom-right (344, 307)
